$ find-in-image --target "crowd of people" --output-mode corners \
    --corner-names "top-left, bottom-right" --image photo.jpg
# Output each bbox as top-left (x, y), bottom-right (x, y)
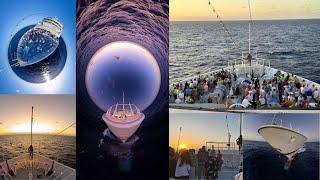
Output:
top-left (169, 146), bottom-right (224, 179)
top-left (170, 69), bottom-right (234, 104)
top-left (19, 28), bottom-right (58, 64)
top-left (170, 68), bottom-right (320, 109)
top-left (229, 71), bottom-right (320, 108)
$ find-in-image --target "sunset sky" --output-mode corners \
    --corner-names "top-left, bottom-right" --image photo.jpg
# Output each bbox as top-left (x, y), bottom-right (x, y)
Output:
top-left (0, 95), bottom-right (76, 136)
top-left (170, 0), bottom-right (320, 21)
top-left (169, 109), bottom-right (240, 151)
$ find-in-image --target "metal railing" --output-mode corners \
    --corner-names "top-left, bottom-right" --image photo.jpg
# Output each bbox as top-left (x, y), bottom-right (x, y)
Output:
top-left (0, 153), bottom-right (75, 179)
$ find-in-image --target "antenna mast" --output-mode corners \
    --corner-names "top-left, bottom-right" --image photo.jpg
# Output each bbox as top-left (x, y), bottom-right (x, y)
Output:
top-left (31, 106), bottom-right (34, 146)
top-left (122, 91), bottom-right (125, 111)
top-left (240, 113), bottom-right (242, 136)
top-left (176, 127), bottom-right (182, 153)
top-left (226, 114), bottom-right (231, 150)
top-left (248, 0), bottom-right (252, 54)
top-left (247, 0), bottom-right (254, 77)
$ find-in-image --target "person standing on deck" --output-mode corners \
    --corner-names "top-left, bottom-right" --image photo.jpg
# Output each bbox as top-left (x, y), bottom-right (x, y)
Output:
top-left (28, 144), bottom-right (34, 160)
top-left (169, 147), bottom-right (177, 178)
top-left (197, 146), bottom-right (208, 179)
top-left (208, 149), bottom-right (217, 179)
top-left (189, 149), bottom-right (197, 179)
top-left (175, 149), bottom-right (191, 179)
top-left (216, 150), bottom-right (223, 172)
top-left (313, 87), bottom-right (319, 103)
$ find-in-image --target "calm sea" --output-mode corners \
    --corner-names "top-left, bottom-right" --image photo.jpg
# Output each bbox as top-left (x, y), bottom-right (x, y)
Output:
top-left (170, 19), bottom-right (320, 84)
top-left (0, 134), bottom-right (76, 169)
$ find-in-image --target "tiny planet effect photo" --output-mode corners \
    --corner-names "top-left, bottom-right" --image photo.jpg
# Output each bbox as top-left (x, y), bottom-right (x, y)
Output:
top-left (0, 0), bottom-right (76, 94)
top-left (76, 0), bottom-right (168, 179)
top-left (8, 18), bottom-right (66, 84)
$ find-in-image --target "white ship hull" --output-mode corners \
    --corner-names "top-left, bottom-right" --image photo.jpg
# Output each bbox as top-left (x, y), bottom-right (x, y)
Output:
top-left (258, 124), bottom-right (307, 160)
top-left (103, 113), bottom-right (145, 143)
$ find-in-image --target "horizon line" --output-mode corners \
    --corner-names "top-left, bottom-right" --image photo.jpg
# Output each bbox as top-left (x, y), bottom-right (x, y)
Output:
top-left (245, 139), bottom-right (319, 143)
top-left (170, 17), bottom-right (320, 22)
top-left (0, 133), bottom-right (76, 137)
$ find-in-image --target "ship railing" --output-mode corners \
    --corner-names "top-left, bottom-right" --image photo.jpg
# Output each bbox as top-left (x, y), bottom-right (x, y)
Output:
top-left (268, 118), bottom-right (301, 132)
top-left (225, 51), bottom-right (271, 76)
top-left (170, 51), bottom-right (320, 89)
top-left (205, 141), bottom-right (238, 151)
top-left (107, 104), bottom-right (140, 116)
top-left (0, 153), bottom-right (75, 179)
top-left (205, 142), bottom-right (241, 168)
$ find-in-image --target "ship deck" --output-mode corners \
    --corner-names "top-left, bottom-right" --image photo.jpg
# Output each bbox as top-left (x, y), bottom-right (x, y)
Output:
top-left (0, 154), bottom-right (75, 179)
top-left (169, 149), bottom-right (242, 180)
top-left (170, 60), bottom-right (320, 110)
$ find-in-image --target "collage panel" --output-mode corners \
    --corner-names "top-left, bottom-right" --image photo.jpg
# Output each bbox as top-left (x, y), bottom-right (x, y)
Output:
top-left (0, 0), bottom-right (76, 94)
top-left (169, 0), bottom-right (320, 110)
top-left (76, 0), bottom-right (169, 179)
top-left (0, 95), bottom-right (76, 179)
top-left (169, 109), bottom-right (243, 180)
top-left (0, 0), bottom-right (318, 179)
top-left (243, 112), bottom-right (319, 180)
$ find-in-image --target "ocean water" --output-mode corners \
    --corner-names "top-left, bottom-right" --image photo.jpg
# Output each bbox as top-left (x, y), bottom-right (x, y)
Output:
top-left (170, 19), bottom-right (320, 84)
top-left (0, 134), bottom-right (76, 169)
top-left (243, 140), bottom-right (319, 180)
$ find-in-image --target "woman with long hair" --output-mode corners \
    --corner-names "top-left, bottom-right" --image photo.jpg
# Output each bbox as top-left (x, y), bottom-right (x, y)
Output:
top-left (175, 149), bottom-right (191, 179)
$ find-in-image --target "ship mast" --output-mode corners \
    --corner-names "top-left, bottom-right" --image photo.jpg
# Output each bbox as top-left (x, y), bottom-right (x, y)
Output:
top-left (247, 0), bottom-right (254, 77)
top-left (122, 91), bottom-right (125, 111)
top-left (226, 114), bottom-right (231, 150)
top-left (248, 0), bottom-right (252, 55)
top-left (31, 106), bottom-right (34, 146)
top-left (176, 127), bottom-right (182, 153)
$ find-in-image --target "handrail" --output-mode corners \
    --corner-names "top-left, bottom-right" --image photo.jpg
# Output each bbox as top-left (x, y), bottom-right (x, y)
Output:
top-left (0, 153), bottom-right (75, 171)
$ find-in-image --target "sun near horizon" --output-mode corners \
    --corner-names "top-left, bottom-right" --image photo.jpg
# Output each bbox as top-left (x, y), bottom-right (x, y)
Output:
top-left (0, 95), bottom-right (76, 136)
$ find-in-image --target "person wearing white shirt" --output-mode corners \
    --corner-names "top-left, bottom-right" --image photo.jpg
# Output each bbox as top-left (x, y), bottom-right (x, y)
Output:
top-left (242, 97), bottom-right (251, 108)
top-left (297, 95), bottom-right (303, 106)
top-left (260, 87), bottom-right (266, 98)
top-left (247, 92), bottom-right (253, 102)
top-left (175, 151), bottom-right (191, 179)
top-left (178, 91), bottom-right (184, 103)
top-left (175, 98), bottom-right (182, 104)
top-left (193, 79), bottom-right (198, 87)
top-left (301, 85), bottom-right (305, 95)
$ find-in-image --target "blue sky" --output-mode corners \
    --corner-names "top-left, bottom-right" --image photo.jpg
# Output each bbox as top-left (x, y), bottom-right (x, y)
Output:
top-left (0, 0), bottom-right (76, 94)
top-left (244, 113), bottom-right (320, 142)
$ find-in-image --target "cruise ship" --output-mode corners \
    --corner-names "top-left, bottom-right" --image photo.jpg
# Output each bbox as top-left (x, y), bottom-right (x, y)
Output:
top-left (258, 115), bottom-right (307, 162)
top-left (35, 17), bottom-right (63, 38)
top-left (102, 92), bottom-right (145, 143)
top-left (16, 17), bottom-right (63, 67)
top-left (0, 107), bottom-right (75, 180)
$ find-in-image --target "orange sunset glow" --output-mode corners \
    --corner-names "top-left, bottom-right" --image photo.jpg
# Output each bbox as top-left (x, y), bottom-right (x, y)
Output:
top-left (0, 95), bottom-right (76, 136)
